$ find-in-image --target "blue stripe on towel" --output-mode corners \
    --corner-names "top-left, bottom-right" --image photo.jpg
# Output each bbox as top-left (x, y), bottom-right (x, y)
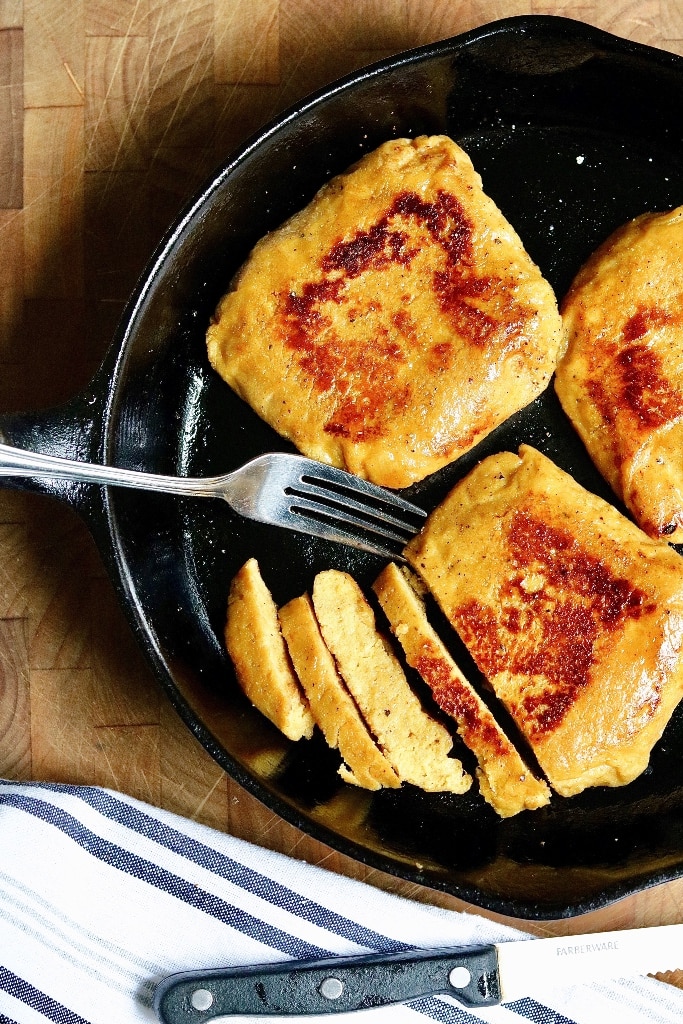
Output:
top-left (0, 967), bottom-right (92, 1024)
top-left (407, 995), bottom-right (487, 1021)
top-left (505, 998), bottom-right (578, 1024)
top-left (0, 793), bottom-right (328, 961)
top-left (409, 995), bottom-right (578, 1024)
top-left (5, 781), bottom-right (408, 954)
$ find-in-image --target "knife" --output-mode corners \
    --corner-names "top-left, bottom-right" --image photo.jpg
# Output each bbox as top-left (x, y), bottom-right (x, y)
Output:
top-left (154, 923), bottom-right (682, 1022)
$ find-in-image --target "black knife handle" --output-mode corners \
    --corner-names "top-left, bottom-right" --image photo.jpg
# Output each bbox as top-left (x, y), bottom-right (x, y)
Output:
top-left (153, 945), bottom-right (501, 1022)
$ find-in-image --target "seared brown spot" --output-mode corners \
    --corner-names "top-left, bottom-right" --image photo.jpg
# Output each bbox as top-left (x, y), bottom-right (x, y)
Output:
top-left (391, 309), bottom-right (418, 342)
top-left (322, 218), bottom-right (414, 277)
top-left (427, 340), bottom-right (455, 372)
top-left (615, 343), bottom-right (680, 430)
top-left (282, 281), bottom-right (347, 390)
top-left (432, 271), bottom-right (498, 345)
top-left (414, 649), bottom-right (507, 755)
top-left (586, 377), bottom-right (615, 427)
top-left (587, 306), bottom-right (681, 438)
top-left (507, 514), bottom-right (651, 624)
top-left (392, 190), bottom-right (473, 263)
top-left (282, 284), bottom-right (410, 441)
top-left (278, 188), bottom-right (532, 442)
top-left (623, 306), bottom-right (673, 343)
top-left (451, 511), bottom-right (656, 739)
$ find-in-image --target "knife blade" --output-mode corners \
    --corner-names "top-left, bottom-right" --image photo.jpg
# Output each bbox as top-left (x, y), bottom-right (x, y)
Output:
top-left (153, 923), bottom-right (682, 1023)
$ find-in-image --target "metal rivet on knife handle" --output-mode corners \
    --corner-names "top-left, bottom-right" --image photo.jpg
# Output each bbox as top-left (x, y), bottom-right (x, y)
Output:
top-left (190, 989), bottom-right (214, 1012)
top-left (448, 966), bottom-right (472, 989)
top-left (319, 977), bottom-right (344, 1000)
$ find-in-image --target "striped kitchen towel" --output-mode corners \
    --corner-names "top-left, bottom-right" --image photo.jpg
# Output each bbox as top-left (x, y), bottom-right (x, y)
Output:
top-left (0, 779), bottom-right (682, 1024)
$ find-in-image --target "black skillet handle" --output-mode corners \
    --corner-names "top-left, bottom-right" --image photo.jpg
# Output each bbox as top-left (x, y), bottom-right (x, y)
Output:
top-left (0, 361), bottom-right (110, 532)
top-left (153, 946), bottom-right (502, 1023)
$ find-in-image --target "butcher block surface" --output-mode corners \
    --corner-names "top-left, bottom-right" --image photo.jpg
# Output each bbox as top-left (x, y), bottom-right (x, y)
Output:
top-left (2, 0), bottom-right (683, 964)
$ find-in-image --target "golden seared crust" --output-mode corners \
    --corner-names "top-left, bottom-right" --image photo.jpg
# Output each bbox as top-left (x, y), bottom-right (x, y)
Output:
top-left (225, 559), bottom-right (314, 742)
top-left (312, 570), bottom-right (470, 793)
top-left (372, 563), bottom-right (550, 816)
top-left (207, 135), bottom-right (563, 488)
top-left (555, 205), bottom-right (683, 542)
top-left (405, 445), bottom-right (683, 798)
top-left (278, 594), bottom-right (399, 790)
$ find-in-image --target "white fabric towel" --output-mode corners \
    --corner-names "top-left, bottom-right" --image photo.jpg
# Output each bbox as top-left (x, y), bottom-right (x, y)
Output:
top-left (1, 779), bottom-right (682, 1024)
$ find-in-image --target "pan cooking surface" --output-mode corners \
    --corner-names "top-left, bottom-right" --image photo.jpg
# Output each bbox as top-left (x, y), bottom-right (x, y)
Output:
top-left (99, 18), bottom-right (683, 918)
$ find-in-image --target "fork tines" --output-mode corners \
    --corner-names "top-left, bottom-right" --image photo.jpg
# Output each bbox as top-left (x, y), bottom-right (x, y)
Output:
top-left (285, 462), bottom-right (427, 551)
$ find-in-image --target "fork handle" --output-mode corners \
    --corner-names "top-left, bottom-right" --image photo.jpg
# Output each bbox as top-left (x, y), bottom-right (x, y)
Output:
top-left (0, 441), bottom-right (219, 499)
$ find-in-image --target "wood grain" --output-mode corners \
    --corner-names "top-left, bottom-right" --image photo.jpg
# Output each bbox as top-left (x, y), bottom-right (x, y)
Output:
top-left (0, 27), bottom-right (22, 208)
top-left (0, 618), bottom-right (30, 779)
top-left (1, 0), bottom-right (683, 988)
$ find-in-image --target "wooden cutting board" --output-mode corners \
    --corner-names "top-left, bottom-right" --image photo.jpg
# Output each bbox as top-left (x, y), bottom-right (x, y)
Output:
top-left (1, 0), bottom-right (683, 965)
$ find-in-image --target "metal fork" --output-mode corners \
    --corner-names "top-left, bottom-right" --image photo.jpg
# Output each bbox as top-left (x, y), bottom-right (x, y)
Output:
top-left (0, 443), bottom-right (426, 558)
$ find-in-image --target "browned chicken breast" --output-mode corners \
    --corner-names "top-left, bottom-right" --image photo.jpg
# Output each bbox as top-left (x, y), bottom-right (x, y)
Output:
top-left (555, 205), bottom-right (683, 542)
top-left (405, 445), bottom-right (683, 798)
top-left (207, 135), bottom-right (563, 488)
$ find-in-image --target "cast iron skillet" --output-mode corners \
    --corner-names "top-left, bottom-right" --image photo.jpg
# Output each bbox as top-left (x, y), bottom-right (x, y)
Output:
top-left (2, 16), bottom-right (683, 920)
